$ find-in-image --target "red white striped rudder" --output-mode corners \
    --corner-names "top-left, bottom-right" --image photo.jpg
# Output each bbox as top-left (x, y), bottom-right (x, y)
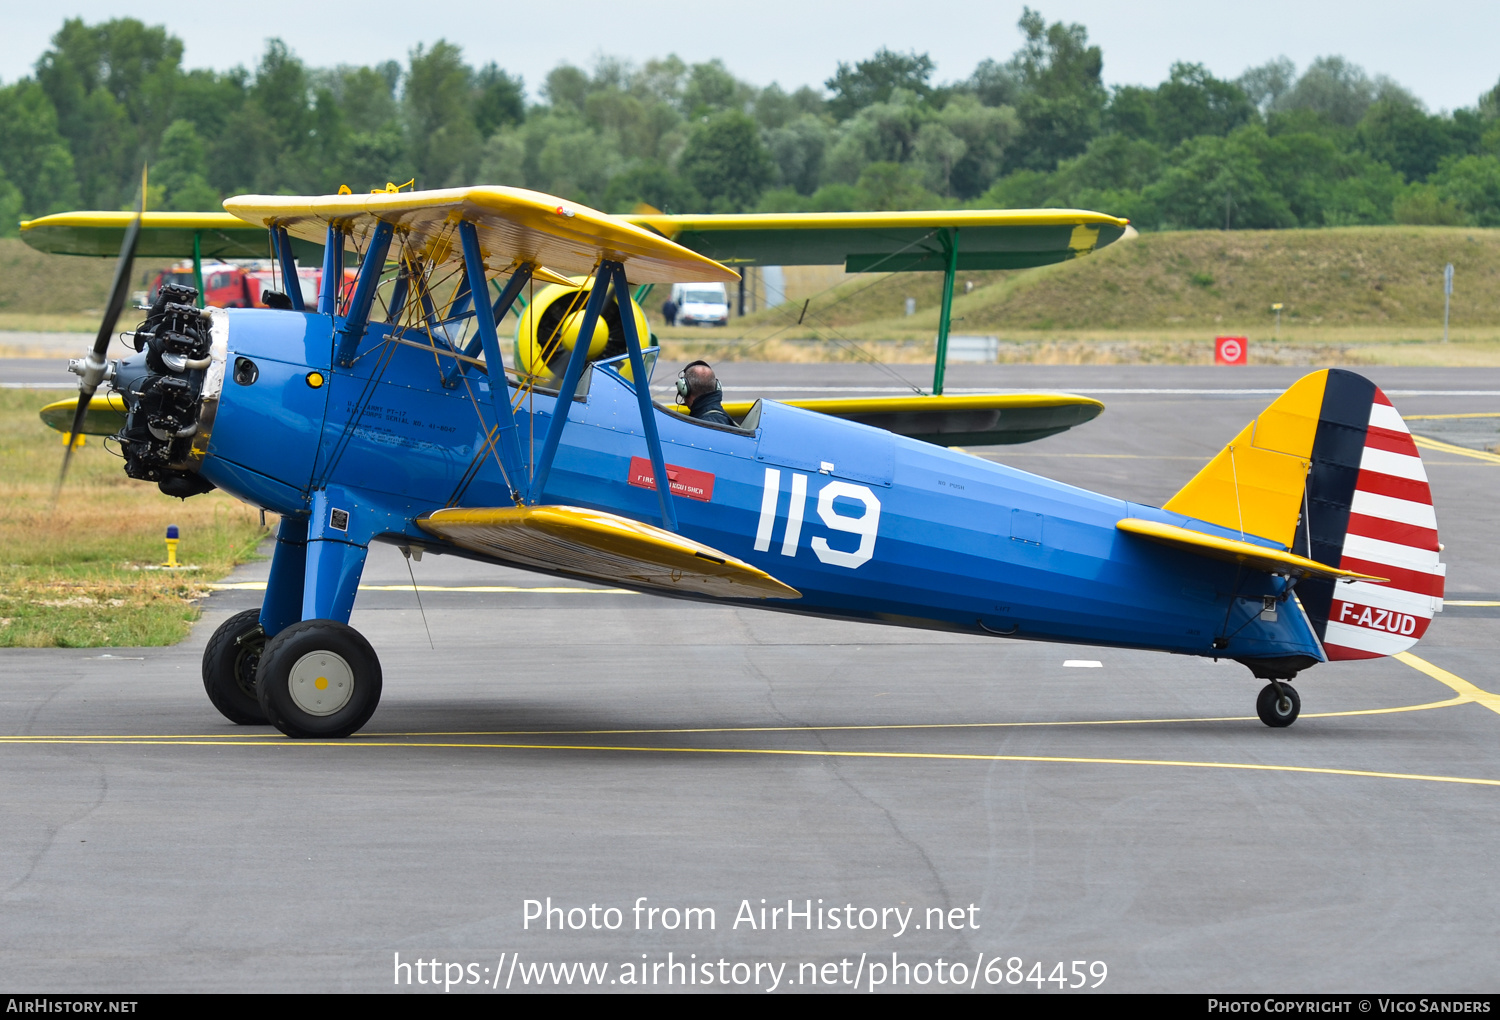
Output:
top-left (1289, 372), bottom-right (1445, 660)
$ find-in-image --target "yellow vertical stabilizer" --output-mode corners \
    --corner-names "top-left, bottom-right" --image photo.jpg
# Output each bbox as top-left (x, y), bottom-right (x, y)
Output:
top-left (1162, 370), bottom-right (1329, 548)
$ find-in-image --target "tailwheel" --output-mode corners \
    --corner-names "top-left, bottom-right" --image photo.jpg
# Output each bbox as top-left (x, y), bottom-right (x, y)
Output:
top-left (202, 608), bottom-right (268, 725)
top-left (1256, 682), bottom-right (1301, 728)
top-left (256, 619), bottom-right (382, 738)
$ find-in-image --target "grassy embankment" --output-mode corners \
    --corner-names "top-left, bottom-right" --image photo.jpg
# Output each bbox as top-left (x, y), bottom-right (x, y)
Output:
top-left (0, 389), bottom-right (270, 647)
top-left (0, 238), bottom-right (172, 336)
top-left (654, 227), bottom-right (1500, 366)
top-left (8, 228), bottom-right (1500, 365)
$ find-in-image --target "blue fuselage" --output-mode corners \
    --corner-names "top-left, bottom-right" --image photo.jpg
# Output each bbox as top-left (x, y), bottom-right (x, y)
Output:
top-left (199, 308), bottom-right (1325, 665)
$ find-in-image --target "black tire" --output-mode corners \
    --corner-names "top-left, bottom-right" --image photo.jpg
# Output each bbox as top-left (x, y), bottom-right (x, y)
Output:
top-left (201, 609), bottom-right (268, 725)
top-left (256, 619), bottom-right (382, 738)
top-left (1256, 683), bottom-right (1301, 728)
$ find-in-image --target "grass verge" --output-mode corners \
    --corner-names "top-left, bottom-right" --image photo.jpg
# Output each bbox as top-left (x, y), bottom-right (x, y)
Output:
top-left (0, 388), bottom-right (271, 647)
top-left (652, 332), bottom-right (1500, 367)
top-left (0, 313), bottom-right (106, 334)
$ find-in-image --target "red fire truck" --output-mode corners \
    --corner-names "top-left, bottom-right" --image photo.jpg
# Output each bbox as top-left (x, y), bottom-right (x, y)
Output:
top-left (148, 260), bottom-right (340, 309)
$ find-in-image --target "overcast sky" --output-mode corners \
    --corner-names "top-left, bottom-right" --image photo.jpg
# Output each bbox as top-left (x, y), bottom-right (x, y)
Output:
top-left (6, 0), bottom-right (1498, 113)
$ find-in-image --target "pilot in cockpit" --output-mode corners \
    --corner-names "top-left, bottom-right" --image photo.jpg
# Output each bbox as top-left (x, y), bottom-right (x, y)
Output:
top-left (676, 360), bottom-right (734, 426)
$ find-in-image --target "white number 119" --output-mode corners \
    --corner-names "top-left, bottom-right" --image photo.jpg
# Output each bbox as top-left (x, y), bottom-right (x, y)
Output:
top-left (753, 467), bottom-right (881, 569)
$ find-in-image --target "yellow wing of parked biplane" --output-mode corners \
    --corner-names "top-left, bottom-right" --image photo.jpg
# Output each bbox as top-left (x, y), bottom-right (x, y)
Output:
top-left (627, 207), bottom-right (1127, 442)
top-left (20, 210), bottom-right (273, 259)
top-left (625, 208), bottom-right (1128, 271)
top-left (38, 391), bottom-right (129, 435)
top-left (24, 198), bottom-right (1128, 446)
top-left (685, 391), bottom-right (1105, 446)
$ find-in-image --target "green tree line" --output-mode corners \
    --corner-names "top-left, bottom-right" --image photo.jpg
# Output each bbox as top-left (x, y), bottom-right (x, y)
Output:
top-left (3, 9), bottom-right (1500, 234)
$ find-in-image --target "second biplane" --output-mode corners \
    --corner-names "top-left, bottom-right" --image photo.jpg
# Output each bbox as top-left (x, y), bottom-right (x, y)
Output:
top-left (32, 188), bottom-right (1443, 737)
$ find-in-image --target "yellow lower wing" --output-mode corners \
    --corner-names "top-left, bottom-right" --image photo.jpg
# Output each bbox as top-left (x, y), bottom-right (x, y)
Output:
top-left (1116, 518), bottom-right (1385, 582)
top-left (39, 392), bottom-right (129, 435)
top-left (418, 505), bottom-right (800, 600)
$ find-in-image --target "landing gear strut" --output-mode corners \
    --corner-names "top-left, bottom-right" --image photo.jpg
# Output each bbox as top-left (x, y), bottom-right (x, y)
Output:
top-left (256, 619), bottom-right (383, 738)
top-left (1256, 682), bottom-right (1301, 727)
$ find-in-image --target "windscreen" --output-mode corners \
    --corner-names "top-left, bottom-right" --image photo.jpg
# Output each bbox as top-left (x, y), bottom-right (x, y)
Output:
top-left (681, 288), bottom-right (725, 305)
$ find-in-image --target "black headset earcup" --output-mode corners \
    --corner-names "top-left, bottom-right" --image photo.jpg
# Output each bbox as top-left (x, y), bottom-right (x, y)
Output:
top-left (678, 361), bottom-right (718, 403)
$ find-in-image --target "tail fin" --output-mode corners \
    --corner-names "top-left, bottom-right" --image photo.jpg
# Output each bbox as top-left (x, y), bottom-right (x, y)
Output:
top-left (1164, 369), bottom-right (1444, 660)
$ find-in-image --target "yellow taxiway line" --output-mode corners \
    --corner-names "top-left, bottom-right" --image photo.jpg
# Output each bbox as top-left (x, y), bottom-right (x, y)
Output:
top-left (0, 691), bottom-right (1471, 746)
top-left (1409, 435), bottom-right (1500, 464)
top-left (1, 735), bottom-right (1498, 789)
top-left (4, 654), bottom-right (1498, 789)
top-left (1395, 652), bottom-right (1500, 715)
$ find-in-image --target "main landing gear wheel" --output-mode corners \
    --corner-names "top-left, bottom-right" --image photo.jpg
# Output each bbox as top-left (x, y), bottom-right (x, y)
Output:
top-left (201, 608), bottom-right (268, 725)
top-left (1256, 683), bottom-right (1301, 728)
top-left (256, 619), bottom-right (382, 739)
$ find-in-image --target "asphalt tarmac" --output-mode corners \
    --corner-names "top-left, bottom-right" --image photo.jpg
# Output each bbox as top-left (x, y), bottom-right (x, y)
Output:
top-left (3, 361), bottom-right (1499, 993)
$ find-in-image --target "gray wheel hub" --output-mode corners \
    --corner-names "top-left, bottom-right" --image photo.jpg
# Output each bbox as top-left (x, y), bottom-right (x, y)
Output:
top-left (288, 649), bottom-right (355, 717)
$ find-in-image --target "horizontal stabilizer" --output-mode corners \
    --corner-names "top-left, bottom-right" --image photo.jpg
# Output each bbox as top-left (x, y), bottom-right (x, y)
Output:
top-left (39, 392), bottom-right (128, 435)
top-left (418, 505), bottom-right (800, 600)
top-left (1116, 518), bottom-right (1385, 582)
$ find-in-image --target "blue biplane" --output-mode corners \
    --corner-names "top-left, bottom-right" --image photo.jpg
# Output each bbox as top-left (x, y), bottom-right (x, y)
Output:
top-left (34, 187), bottom-right (1444, 736)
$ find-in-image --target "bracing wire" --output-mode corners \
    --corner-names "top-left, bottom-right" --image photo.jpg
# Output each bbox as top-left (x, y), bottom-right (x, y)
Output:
top-left (403, 547), bottom-right (434, 650)
top-left (1228, 446), bottom-right (1246, 540)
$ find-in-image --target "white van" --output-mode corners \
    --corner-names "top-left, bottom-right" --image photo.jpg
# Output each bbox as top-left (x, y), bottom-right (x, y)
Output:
top-left (670, 282), bottom-right (730, 326)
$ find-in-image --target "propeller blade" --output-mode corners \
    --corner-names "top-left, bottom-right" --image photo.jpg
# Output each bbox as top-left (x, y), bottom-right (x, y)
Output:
top-left (55, 168), bottom-right (146, 498)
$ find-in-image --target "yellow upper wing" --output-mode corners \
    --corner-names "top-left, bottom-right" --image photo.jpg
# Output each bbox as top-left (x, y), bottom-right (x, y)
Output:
top-left (224, 187), bottom-right (739, 285)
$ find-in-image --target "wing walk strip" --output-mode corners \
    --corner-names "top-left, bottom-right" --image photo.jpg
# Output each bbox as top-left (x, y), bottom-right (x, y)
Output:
top-left (4, 657), bottom-right (1498, 786)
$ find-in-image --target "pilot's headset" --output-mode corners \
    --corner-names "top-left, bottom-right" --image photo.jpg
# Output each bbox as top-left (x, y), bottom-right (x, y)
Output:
top-left (675, 361), bottom-right (721, 405)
